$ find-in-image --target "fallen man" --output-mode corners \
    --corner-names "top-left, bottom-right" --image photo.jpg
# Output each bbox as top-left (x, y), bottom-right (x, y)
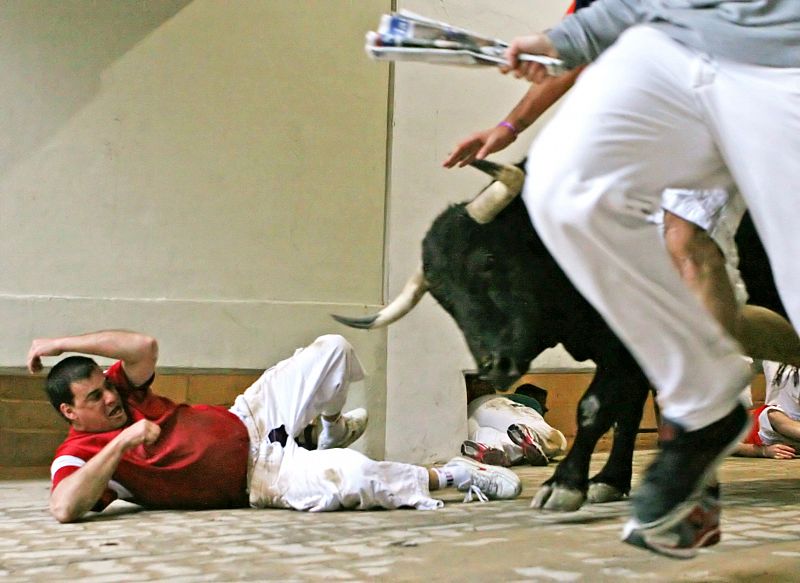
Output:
top-left (28, 330), bottom-right (520, 522)
top-left (736, 362), bottom-right (800, 460)
top-left (463, 384), bottom-right (567, 467)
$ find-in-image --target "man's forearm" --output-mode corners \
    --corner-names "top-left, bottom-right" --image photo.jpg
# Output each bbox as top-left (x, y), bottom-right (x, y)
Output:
top-left (505, 68), bottom-right (583, 132)
top-left (732, 443), bottom-right (763, 458)
top-left (768, 410), bottom-right (800, 441)
top-left (50, 436), bottom-right (129, 522)
top-left (52, 331), bottom-right (157, 364)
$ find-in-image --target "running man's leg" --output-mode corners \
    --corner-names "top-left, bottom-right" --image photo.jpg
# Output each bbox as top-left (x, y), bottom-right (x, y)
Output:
top-left (524, 26), bottom-right (754, 556)
top-left (525, 27), bottom-right (750, 431)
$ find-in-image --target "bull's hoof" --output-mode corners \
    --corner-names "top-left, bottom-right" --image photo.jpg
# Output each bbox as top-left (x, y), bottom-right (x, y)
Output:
top-left (586, 482), bottom-right (627, 504)
top-left (530, 484), bottom-right (586, 511)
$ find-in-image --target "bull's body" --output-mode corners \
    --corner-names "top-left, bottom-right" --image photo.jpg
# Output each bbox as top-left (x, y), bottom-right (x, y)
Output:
top-left (423, 194), bottom-right (650, 509)
top-left (336, 159), bottom-right (784, 510)
top-left (421, 164), bottom-right (785, 510)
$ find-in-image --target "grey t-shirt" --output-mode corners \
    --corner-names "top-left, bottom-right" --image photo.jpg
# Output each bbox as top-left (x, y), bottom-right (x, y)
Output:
top-left (548, 0), bottom-right (800, 69)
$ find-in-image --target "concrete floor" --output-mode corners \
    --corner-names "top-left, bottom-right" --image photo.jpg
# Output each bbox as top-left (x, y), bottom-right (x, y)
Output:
top-left (1, 451), bottom-right (798, 582)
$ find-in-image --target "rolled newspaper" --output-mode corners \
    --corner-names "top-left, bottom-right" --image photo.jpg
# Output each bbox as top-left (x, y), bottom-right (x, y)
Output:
top-left (365, 11), bottom-right (567, 76)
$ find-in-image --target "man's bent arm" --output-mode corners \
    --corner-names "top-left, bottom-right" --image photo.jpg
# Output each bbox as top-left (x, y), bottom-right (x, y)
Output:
top-left (50, 419), bottom-right (160, 522)
top-left (28, 330), bottom-right (158, 385)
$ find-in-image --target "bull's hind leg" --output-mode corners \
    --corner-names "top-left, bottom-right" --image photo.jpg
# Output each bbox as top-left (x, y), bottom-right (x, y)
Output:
top-left (587, 366), bottom-right (650, 504)
top-left (532, 366), bottom-right (625, 511)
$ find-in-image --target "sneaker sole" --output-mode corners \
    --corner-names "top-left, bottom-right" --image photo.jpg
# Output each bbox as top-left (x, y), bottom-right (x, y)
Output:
top-left (507, 425), bottom-right (548, 466)
top-left (461, 442), bottom-right (511, 467)
top-left (621, 517), bottom-right (720, 559)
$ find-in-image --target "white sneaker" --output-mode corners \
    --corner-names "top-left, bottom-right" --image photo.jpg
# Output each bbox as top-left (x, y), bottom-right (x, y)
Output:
top-left (317, 408), bottom-right (368, 450)
top-left (443, 456), bottom-right (522, 502)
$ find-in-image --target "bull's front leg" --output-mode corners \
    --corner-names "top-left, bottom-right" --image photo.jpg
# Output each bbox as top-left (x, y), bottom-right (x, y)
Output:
top-left (586, 366), bottom-right (650, 504)
top-left (531, 371), bottom-right (619, 511)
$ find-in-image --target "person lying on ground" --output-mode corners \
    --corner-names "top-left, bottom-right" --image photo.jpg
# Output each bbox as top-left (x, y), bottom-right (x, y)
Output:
top-left (29, 330), bottom-right (521, 522)
top-left (462, 384), bottom-right (567, 467)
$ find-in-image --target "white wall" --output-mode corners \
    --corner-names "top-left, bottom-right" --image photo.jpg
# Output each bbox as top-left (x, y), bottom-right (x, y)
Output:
top-left (2, 0), bottom-right (596, 466)
top-left (0, 0), bottom-right (392, 458)
top-left (382, 0), bottom-right (591, 463)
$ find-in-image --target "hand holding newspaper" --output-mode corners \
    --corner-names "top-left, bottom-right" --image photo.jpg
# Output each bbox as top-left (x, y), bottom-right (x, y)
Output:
top-left (365, 10), bottom-right (567, 76)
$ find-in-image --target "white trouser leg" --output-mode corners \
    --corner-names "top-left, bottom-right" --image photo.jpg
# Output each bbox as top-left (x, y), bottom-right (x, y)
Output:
top-left (468, 395), bottom-right (566, 456)
top-left (230, 334), bottom-right (364, 444)
top-left (525, 26), bottom-right (753, 430)
top-left (273, 444), bottom-right (442, 511)
top-left (700, 57), bottom-right (800, 336)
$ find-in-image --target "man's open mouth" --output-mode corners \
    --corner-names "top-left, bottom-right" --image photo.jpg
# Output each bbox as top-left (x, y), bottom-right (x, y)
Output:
top-left (108, 405), bottom-right (123, 417)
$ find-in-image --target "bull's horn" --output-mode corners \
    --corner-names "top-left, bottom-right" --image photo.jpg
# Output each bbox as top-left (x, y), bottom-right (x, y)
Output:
top-left (465, 159), bottom-right (525, 224)
top-left (332, 265), bottom-right (428, 329)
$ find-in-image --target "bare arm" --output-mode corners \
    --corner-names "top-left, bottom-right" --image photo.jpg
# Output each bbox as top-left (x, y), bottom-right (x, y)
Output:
top-left (767, 409), bottom-right (800, 442)
top-left (50, 419), bottom-right (160, 522)
top-left (733, 441), bottom-right (796, 459)
top-left (443, 67), bottom-right (583, 168)
top-left (27, 330), bottom-right (158, 385)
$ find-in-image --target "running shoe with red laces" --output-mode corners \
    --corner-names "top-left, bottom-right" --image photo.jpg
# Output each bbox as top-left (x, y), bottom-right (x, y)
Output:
top-left (507, 423), bottom-right (549, 466)
top-left (460, 440), bottom-right (511, 467)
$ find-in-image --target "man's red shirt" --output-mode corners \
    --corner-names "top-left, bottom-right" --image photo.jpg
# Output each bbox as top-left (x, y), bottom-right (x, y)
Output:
top-left (51, 362), bottom-right (250, 511)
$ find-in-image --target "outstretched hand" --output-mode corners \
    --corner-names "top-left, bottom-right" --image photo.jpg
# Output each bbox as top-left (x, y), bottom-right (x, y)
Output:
top-left (765, 443), bottom-right (796, 459)
top-left (443, 125), bottom-right (517, 168)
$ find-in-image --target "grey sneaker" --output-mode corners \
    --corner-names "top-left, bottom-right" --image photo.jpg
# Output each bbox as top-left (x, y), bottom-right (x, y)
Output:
top-left (622, 483), bottom-right (721, 559)
top-left (622, 404), bottom-right (748, 558)
top-left (443, 456), bottom-right (521, 502)
top-left (317, 408), bottom-right (368, 450)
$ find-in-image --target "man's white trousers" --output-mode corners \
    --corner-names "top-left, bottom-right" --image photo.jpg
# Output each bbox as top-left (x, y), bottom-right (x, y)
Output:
top-left (525, 26), bottom-right (800, 430)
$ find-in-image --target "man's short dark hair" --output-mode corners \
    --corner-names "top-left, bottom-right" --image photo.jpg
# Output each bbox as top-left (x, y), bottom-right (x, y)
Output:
top-left (46, 356), bottom-right (100, 417)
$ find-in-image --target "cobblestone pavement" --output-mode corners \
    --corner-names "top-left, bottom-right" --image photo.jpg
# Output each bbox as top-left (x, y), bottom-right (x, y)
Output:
top-left (1, 451), bottom-right (798, 582)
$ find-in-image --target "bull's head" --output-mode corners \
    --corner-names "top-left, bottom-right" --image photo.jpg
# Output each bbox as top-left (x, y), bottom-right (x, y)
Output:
top-left (333, 159), bottom-right (553, 388)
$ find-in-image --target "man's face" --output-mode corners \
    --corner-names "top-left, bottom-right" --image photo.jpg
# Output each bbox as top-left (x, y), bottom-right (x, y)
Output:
top-left (61, 368), bottom-right (128, 432)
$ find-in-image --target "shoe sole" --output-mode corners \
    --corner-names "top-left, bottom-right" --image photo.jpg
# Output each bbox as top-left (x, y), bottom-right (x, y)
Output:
top-left (622, 413), bottom-right (750, 558)
top-left (622, 517), bottom-right (721, 559)
top-left (507, 425), bottom-right (548, 466)
top-left (461, 442), bottom-right (511, 467)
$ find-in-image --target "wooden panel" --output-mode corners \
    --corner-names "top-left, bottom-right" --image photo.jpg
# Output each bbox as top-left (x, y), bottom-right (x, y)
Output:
top-left (151, 374), bottom-right (189, 404)
top-left (0, 400), bottom-right (64, 431)
top-left (0, 465), bottom-right (50, 480)
top-left (0, 375), bottom-right (47, 399)
top-left (751, 373), bottom-right (766, 406)
top-left (186, 374), bottom-right (260, 407)
top-left (0, 429), bottom-right (67, 467)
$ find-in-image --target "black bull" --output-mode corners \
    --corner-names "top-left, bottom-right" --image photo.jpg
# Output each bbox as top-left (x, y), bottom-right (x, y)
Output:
top-left (334, 159), bottom-right (785, 511)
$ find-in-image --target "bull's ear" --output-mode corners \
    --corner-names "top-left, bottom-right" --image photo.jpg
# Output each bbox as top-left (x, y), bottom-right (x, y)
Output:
top-left (331, 266), bottom-right (428, 330)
